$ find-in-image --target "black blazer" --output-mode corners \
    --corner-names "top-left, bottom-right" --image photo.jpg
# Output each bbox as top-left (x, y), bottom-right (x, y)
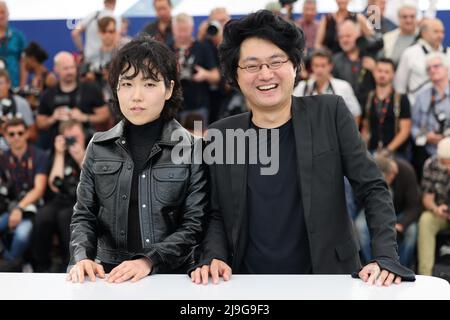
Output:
top-left (199, 95), bottom-right (413, 277)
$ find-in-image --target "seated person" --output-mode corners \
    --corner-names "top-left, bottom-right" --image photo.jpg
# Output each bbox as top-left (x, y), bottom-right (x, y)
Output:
top-left (0, 118), bottom-right (48, 272)
top-left (417, 137), bottom-right (450, 275)
top-left (33, 120), bottom-right (86, 272)
top-left (355, 154), bottom-right (421, 268)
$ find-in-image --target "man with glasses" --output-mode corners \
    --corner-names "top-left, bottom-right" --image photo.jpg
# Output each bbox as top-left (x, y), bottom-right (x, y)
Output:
top-left (191, 10), bottom-right (414, 286)
top-left (71, 0), bottom-right (120, 63)
top-left (382, 4), bottom-right (419, 66)
top-left (0, 117), bottom-right (48, 272)
top-left (82, 17), bottom-right (117, 85)
top-left (395, 18), bottom-right (450, 105)
top-left (411, 52), bottom-right (450, 180)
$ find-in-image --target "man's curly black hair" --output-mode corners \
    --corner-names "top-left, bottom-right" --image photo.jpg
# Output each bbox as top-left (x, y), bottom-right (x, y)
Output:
top-left (219, 10), bottom-right (305, 89)
top-left (108, 35), bottom-right (183, 122)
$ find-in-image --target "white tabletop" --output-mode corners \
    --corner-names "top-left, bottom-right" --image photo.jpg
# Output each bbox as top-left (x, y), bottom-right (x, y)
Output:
top-left (0, 273), bottom-right (448, 300)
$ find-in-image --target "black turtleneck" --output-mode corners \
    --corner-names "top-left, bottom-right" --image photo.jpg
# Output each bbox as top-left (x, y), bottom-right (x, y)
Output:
top-left (125, 118), bottom-right (163, 253)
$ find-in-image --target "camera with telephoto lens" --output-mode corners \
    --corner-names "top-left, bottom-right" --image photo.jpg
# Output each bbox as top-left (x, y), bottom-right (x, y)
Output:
top-left (206, 20), bottom-right (221, 38)
top-left (0, 98), bottom-right (13, 117)
top-left (436, 112), bottom-right (449, 136)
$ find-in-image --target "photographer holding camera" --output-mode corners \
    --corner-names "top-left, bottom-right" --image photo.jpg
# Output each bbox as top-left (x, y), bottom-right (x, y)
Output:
top-left (0, 117), bottom-right (48, 272)
top-left (332, 19), bottom-right (376, 108)
top-left (36, 51), bottom-right (110, 151)
top-left (21, 42), bottom-right (57, 110)
top-left (0, 69), bottom-right (36, 150)
top-left (418, 137), bottom-right (450, 275)
top-left (81, 17), bottom-right (117, 86)
top-left (196, 8), bottom-right (231, 123)
top-left (171, 13), bottom-right (220, 125)
top-left (33, 120), bottom-right (86, 272)
top-left (411, 52), bottom-right (450, 180)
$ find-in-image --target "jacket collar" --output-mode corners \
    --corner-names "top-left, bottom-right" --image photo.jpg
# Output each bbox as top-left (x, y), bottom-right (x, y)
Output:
top-left (92, 118), bottom-right (188, 146)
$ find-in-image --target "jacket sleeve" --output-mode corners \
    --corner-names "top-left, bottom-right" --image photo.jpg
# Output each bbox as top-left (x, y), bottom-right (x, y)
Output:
top-left (396, 163), bottom-right (421, 230)
top-left (68, 141), bottom-right (99, 268)
top-left (140, 138), bottom-right (208, 274)
top-left (334, 96), bottom-right (415, 280)
top-left (186, 135), bottom-right (230, 273)
top-left (334, 96), bottom-right (399, 260)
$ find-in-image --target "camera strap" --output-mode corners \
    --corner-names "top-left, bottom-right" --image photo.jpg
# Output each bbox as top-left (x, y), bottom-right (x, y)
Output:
top-left (424, 87), bottom-right (449, 133)
top-left (73, 82), bottom-right (84, 110)
top-left (421, 45), bottom-right (448, 55)
top-left (365, 90), bottom-right (402, 148)
top-left (304, 80), bottom-right (335, 96)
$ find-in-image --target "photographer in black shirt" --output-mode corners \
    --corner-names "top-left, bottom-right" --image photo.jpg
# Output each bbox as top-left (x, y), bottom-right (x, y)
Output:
top-left (32, 120), bottom-right (86, 272)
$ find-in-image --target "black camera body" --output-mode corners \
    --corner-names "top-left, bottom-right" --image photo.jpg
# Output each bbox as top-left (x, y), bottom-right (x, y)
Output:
top-left (435, 112), bottom-right (448, 135)
top-left (179, 55), bottom-right (197, 81)
top-left (0, 98), bottom-right (14, 117)
top-left (206, 20), bottom-right (221, 38)
top-left (356, 35), bottom-right (384, 58)
top-left (53, 167), bottom-right (79, 200)
top-left (65, 136), bottom-right (76, 147)
top-left (12, 86), bottom-right (40, 99)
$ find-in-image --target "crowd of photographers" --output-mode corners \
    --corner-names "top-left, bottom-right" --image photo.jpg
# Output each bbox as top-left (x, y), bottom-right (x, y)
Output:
top-left (0, 0), bottom-right (449, 278)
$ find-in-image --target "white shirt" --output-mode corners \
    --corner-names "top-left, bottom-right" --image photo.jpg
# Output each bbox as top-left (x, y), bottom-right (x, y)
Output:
top-left (394, 39), bottom-right (450, 106)
top-left (293, 77), bottom-right (361, 117)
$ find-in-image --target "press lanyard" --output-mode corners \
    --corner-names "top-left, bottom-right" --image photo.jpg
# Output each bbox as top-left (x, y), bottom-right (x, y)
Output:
top-left (373, 92), bottom-right (392, 150)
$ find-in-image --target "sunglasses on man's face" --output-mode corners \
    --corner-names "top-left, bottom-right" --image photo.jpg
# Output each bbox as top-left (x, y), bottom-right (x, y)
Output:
top-left (7, 131), bottom-right (25, 138)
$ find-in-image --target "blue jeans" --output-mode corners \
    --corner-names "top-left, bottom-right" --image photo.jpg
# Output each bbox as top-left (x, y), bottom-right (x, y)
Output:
top-left (0, 212), bottom-right (33, 261)
top-left (355, 211), bottom-right (417, 268)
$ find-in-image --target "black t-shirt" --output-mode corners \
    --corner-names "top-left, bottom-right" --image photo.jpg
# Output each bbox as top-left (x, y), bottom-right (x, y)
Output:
top-left (142, 20), bottom-right (173, 47)
top-left (242, 120), bottom-right (312, 274)
top-left (368, 93), bottom-right (411, 154)
top-left (332, 52), bottom-right (376, 107)
top-left (37, 82), bottom-right (105, 150)
top-left (172, 41), bottom-right (217, 111)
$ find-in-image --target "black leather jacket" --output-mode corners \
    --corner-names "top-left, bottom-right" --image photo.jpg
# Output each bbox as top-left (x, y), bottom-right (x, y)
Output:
top-left (69, 119), bottom-right (207, 273)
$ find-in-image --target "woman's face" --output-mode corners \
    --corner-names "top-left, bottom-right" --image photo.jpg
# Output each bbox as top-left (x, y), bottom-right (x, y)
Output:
top-left (336, 0), bottom-right (349, 10)
top-left (117, 67), bottom-right (173, 125)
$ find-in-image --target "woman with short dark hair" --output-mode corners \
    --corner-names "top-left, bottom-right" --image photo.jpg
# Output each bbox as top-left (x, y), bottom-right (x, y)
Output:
top-left (67, 36), bottom-right (207, 283)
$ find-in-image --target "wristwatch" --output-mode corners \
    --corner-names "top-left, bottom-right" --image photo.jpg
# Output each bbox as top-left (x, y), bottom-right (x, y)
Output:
top-left (15, 206), bottom-right (25, 213)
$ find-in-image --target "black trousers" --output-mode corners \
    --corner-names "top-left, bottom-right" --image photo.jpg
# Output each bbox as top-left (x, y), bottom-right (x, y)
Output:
top-left (32, 197), bottom-right (74, 272)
